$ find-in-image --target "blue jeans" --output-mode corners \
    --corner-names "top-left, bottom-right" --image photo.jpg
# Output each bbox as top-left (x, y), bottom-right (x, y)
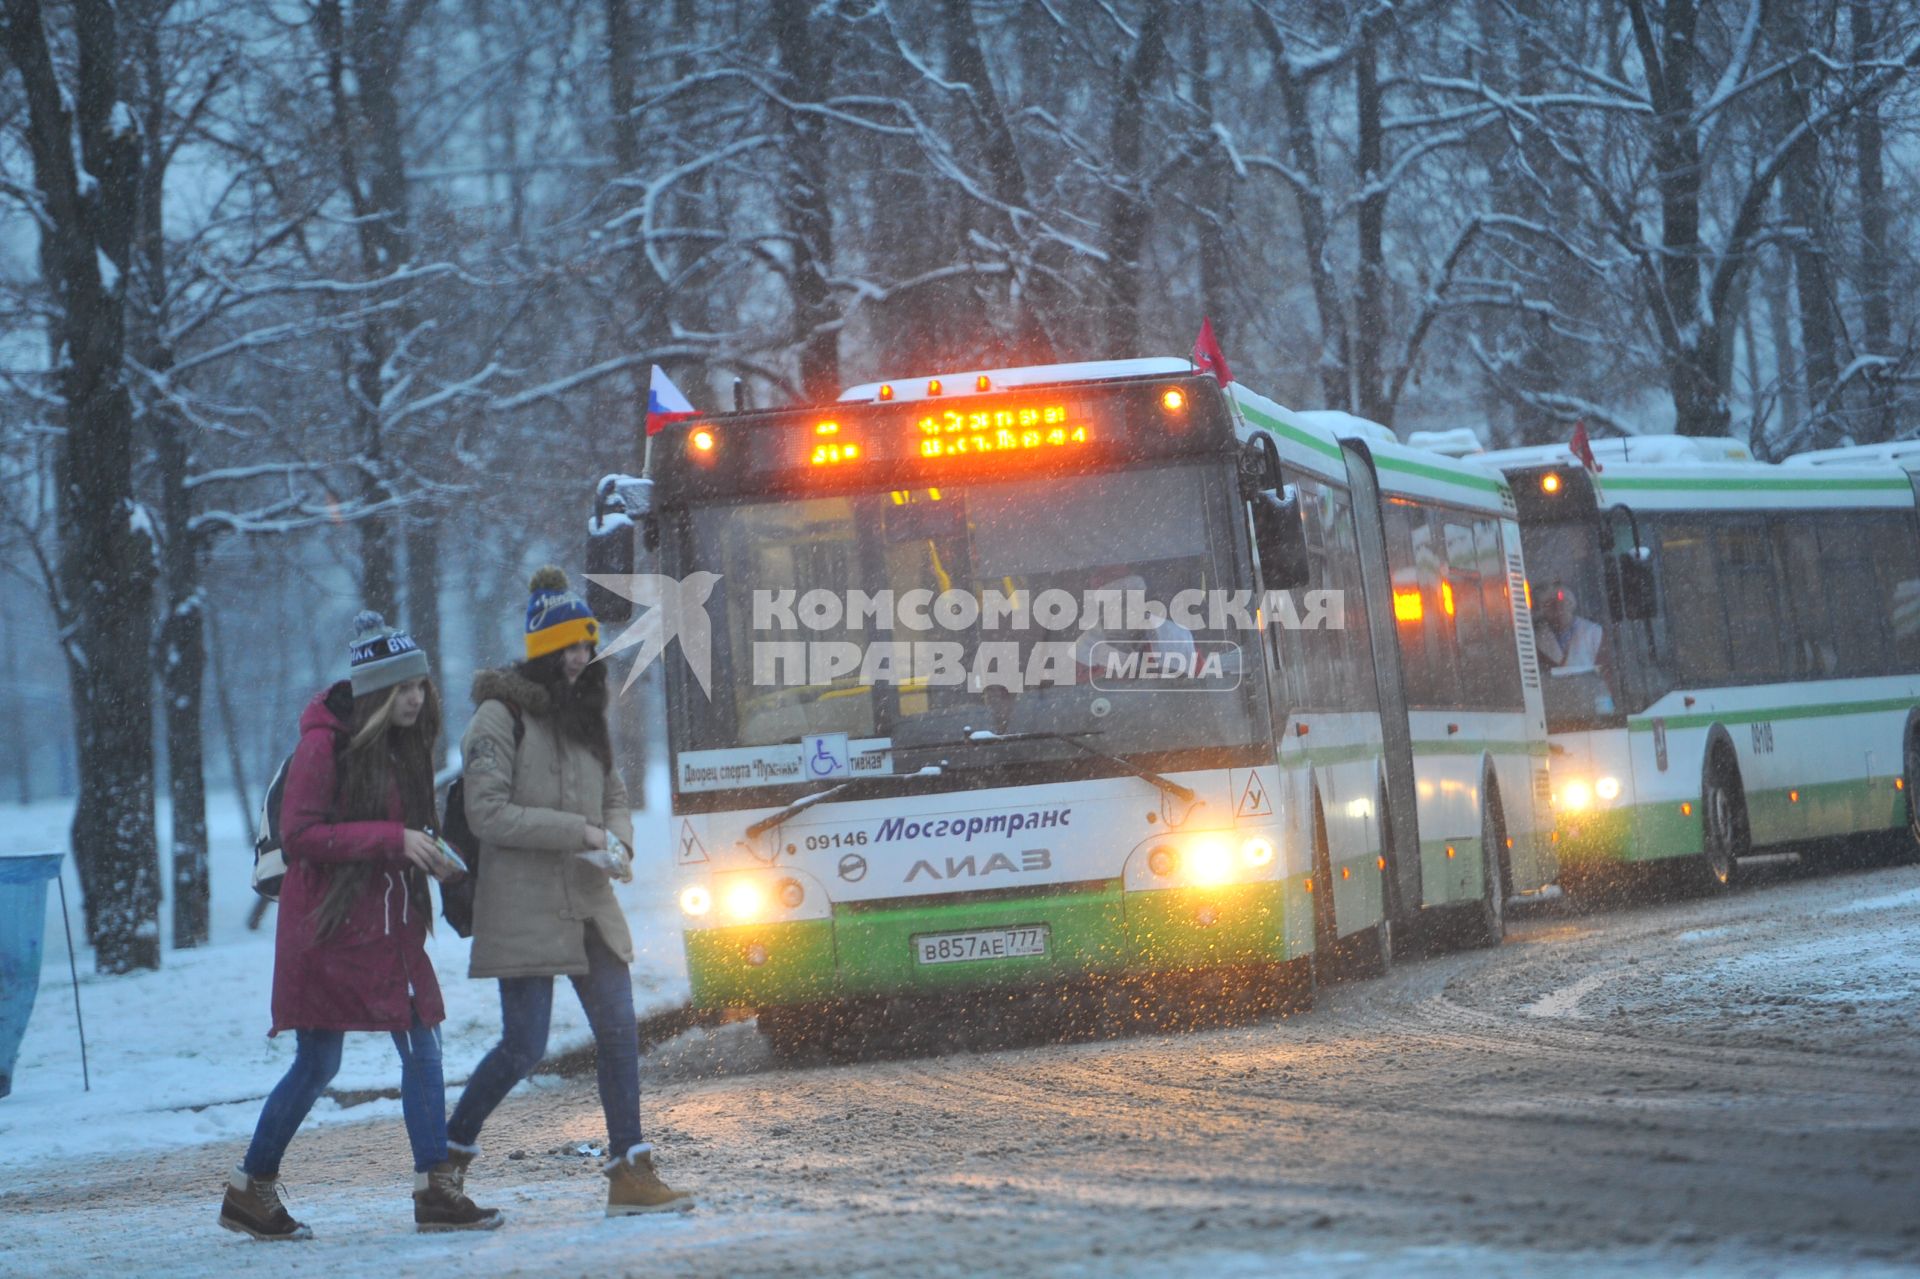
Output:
top-left (449, 924), bottom-right (643, 1157)
top-left (242, 1012), bottom-right (447, 1177)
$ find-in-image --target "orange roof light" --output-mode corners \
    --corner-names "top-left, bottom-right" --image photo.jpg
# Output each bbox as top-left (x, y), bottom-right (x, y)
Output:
top-left (1541, 472), bottom-right (1563, 495)
top-left (691, 427), bottom-right (716, 453)
top-left (878, 383), bottom-right (894, 401)
top-left (1161, 388), bottom-right (1186, 412)
top-left (1441, 580), bottom-right (1456, 617)
top-left (927, 378), bottom-right (943, 396)
top-left (1393, 589), bottom-right (1424, 622)
top-left (976, 374), bottom-right (991, 392)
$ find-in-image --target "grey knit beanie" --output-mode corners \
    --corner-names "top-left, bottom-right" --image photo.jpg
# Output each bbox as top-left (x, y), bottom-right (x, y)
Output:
top-left (347, 610), bottom-right (430, 697)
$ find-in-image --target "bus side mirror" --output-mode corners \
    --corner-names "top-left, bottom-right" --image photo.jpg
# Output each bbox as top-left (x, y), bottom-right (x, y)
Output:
top-left (586, 514), bottom-right (635, 622)
top-left (1617, 548), bottom-right (1655, 621)
top-left (1253, 485), bottom-right (1311, 590)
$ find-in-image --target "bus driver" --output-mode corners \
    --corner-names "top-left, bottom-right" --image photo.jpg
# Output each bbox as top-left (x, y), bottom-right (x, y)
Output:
top-left (1536, 581), bottom-right (1604, 673)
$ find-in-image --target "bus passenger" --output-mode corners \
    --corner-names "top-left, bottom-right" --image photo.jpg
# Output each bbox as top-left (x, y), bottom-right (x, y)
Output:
top-left (1537, 581), bottom-right (1604, 672)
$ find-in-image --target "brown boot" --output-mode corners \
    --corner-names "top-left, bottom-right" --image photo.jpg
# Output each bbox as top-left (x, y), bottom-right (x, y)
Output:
top-left (445, 1142), bottom-right (477, 1195)
top-left (218, 1167), bottom-right (312, 1241)
top-left (604, 1145), bottom-right (693, 1216)
top-left (413, 1160), bottom-right (504, 1232)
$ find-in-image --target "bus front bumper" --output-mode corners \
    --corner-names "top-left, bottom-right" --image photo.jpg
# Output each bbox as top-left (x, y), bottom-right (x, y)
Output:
top-left (683, 878), bottom-right (1302, 1010)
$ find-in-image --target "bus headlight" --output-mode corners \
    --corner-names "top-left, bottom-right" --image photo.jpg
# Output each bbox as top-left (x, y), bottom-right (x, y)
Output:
top-left (776, 878), bottom-right (805, 910)
top-left (723, 878), bottom-right (766, 922)
top-left (1240, 835), bottom-right (1276, 870)
top-left (1559, 780), bottom-right (1593, 812)
top-left (1594, 776), bottom-right (1621, 801)
top-left (678, 885), bottom-right (712, 917)
top-left (1187, 838), bottom-right (1235, 886)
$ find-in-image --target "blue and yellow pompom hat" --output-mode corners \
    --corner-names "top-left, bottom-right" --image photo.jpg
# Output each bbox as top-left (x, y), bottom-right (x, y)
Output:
top-left (525, 565), bottom-right (600, 659)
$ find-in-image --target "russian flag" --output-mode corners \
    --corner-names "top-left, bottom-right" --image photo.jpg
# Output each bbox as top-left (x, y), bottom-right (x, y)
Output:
top-left (646, 365), bottom-right (697, 436)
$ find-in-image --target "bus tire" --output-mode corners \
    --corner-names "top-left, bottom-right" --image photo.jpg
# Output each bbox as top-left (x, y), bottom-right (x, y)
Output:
top-left (1468, 785), bottom-right (1508, 949)
top-left (1697, 747), bottom-right (1748, 890)
top-left (1900, 726), bottom-right (1920, 863)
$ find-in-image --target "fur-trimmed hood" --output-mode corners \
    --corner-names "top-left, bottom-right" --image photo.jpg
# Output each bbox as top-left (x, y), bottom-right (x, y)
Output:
top-left (471, 666), bottom-right (551, 717)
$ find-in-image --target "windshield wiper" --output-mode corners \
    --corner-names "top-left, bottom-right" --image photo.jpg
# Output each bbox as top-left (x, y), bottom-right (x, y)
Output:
top-left (743, 765), bottom-right (946, 839)
top-left (914, 728), bottom-right (1197, 804)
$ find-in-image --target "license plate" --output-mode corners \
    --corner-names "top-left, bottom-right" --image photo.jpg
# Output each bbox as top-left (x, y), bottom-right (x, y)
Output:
top-left (913, 925), bottom-right (1050, 965)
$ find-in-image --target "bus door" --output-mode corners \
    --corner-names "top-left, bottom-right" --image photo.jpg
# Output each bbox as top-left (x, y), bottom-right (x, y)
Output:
top-left (1342, 441), bottom-right (1424, 925)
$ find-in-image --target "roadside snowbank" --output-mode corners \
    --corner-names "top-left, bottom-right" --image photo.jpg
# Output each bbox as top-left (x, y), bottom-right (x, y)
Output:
top-left (0, 769), bottom-right (687, 1170)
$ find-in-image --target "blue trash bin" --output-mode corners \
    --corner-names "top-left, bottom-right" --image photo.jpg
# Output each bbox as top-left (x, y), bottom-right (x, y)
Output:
top-left (0, 851), bottom-right (65, 1100)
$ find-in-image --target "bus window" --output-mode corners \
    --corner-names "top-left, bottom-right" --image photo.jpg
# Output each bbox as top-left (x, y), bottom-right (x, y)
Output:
top-left (1326, 485), bottom-right (1378, 710)
top-left (1473, 518), bottom-right (1525, 709)
top-left (1707, 522), bottom-right (1787, 681)
top-left (1773, 520), bottom-right (1837, 677)
top-left (1815, 517), bottom-right (1894, 676)
top-left (1865, 512), bottom-right (1920, 672)
top-left (1653, 519), bottom-right (1733, 684)
top-left (1442, 519), bottom-right (1493, 706)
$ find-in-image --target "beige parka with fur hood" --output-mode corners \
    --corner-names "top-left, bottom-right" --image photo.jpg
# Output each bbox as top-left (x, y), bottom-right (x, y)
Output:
top-left (461, 668), bottom-right (635, 978)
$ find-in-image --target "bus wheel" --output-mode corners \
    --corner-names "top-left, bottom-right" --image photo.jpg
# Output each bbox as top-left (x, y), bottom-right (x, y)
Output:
top-left (1901, 730), bottom-right (1920, 862)
top-left (1468, 789), bottom-right (1507, 949)
top-left (1697, 755), bottom-right (1747, 890)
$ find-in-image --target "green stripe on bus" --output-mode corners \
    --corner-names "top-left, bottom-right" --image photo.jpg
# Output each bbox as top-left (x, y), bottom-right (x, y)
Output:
top-left (1373, 452), bottom-right (1505, 495)
top-left (1237, 402), bottom-right (1343, 461)
top-left (1627, 695), bottom-right (1918, 732)
top-left (1237, 401), bottom-right (1508, 499)
top-left (1601, 475), bottom-right (1911, 494)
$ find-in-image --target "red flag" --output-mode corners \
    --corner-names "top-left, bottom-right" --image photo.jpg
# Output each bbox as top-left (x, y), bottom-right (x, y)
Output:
top-left (1191, 318), bottom-right (1233, 385)
top-left (1570, 420), bottom-right (1603, 473)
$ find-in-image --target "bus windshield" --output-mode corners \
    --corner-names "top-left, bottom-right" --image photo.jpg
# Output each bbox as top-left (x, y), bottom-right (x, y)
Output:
top-left (672, 460), bottom-right (1268, 777)
top-left (1516, 517), bottom-right (1621, 727)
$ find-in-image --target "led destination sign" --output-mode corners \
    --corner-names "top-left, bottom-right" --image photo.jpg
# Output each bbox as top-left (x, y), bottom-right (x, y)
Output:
top-left (806, 400), bottom-right (1093, 468)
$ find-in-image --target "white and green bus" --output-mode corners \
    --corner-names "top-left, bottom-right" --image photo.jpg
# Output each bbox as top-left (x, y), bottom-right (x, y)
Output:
top-left (587, 359), bottom-right (1554, 1048)
top-left (1481, 436), bottom-right (1920, 885)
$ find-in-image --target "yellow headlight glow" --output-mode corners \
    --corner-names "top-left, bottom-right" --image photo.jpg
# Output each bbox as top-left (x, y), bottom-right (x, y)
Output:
top-left (678, 885), bottom-right (711, 917)
top-left (1187, 838), bottom-right (1236, 886)
top-left (1241, 836), bottom-right (1276, 869)
top-left (1595, 776), bottom-right (1621, 801)
top-left (1560, 780), bottom-right (1593, 812)
top-left (722, 879), bottom-right (766, 922)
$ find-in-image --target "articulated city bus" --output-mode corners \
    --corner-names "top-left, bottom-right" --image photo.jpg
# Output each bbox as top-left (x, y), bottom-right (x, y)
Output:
top-left (587, 359), bottom-right (1552, 1049)
top-left (1481, 436), bottom-right (1920, 885)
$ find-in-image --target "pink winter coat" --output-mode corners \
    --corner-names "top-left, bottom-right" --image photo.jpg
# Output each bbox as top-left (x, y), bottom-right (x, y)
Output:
top-left (270, 683), bottom-right (445, 1035)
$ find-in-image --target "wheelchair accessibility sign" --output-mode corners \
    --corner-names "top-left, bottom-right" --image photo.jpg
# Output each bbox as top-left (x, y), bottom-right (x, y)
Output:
top-left (802, 732), bottom-right (851, 780)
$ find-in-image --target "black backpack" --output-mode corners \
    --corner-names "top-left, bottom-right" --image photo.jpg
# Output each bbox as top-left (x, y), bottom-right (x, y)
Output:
top-left (251, 753), bottom-right (296, 902)
top-left (439, 702), bottom-right (523, 938)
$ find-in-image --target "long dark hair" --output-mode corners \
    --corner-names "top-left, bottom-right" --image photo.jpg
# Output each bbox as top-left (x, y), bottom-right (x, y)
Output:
top-left (312, 678), bottom-right (442, 938)
top-left (519, 648), bottom-right (613, 770)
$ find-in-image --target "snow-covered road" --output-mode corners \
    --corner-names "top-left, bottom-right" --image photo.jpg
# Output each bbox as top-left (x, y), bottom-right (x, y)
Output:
top-left (6, 860), bottom-right (1920, 1277)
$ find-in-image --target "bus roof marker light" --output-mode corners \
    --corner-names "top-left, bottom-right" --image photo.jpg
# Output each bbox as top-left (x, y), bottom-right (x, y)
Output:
top-left (690, 427), bottom-right (716, 454)
top-left (878, 383), bottom-right (894, 401)
top-left (1161, 387), bottom-right (1187, 413)
top-left (1541, 472), bottom-right (1563, 494)
top-left (927, 378), bottom-right (943, 396)
top-left (976, 374), bottom-right (991, 392)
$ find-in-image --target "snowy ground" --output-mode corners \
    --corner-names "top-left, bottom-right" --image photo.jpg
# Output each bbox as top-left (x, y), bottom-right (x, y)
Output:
top-left (0, 769), bottom-right (688, 1172)
top-left (5, 854), bottom-right (1918, 1277)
